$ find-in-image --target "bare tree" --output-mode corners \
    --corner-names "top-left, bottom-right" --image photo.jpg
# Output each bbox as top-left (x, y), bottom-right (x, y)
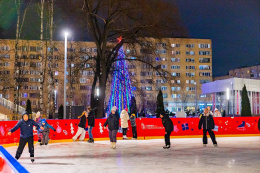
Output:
top-left (76, 0), bottom-right (185, 117)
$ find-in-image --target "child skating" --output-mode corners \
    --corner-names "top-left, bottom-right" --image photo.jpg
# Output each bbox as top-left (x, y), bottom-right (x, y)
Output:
top-left (8, 111), bottom-right (44, 162)
top-left (35, 111), bottom-right (43, 144)
top-left (130, 113), bottom-right (137, 139)
top-left (198, 108), bottom-right (218, 147)
top-left (40, 119), bottom-right (56, 145)
top-left (160, 113), bottom-right (173, 149)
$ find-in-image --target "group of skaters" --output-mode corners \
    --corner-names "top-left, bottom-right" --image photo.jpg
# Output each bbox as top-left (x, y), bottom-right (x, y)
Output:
top-left (10, 105), bottom-right (259, 162)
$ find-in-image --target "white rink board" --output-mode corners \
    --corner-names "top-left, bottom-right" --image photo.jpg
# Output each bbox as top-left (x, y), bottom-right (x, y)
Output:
top-left (5, 137), bottom-right (260, 173)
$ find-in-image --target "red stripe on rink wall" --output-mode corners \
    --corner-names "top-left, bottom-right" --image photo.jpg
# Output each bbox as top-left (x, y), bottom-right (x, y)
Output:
top-left (0, 117), bottom-right (259, 144)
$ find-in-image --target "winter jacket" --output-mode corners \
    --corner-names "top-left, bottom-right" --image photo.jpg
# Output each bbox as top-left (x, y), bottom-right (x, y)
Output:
top-left (130, 116), bottom-right (136, 127)
top-left (78, 114), bottom-right (87, 128)
top-left (162, 115), bottom-right (174, 132)
top-left (9, 119), bottom-right (40, 139)
top-left (88, 110), bottom-right (95, 127)
top-left (42, 123), bottom-right (56, 133)
top-left (104, 112), bottom-right (120, 130)
top-left (120, 110), bottom-right (129, 128)
top-left (198, 114), bottom-right (215, 130)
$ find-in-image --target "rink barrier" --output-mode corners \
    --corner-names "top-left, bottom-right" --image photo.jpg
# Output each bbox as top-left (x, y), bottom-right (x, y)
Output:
top-left (0, 146), bottom-right (29, 173)
top-left (1, 117), bottom-right (259, 145)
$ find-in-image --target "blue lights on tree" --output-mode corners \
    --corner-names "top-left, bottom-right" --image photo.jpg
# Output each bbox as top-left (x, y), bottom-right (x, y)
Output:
top-left (107, 46), bottom-right (132, 114)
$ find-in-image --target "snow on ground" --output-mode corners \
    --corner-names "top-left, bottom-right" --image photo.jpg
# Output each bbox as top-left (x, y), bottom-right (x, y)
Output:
top-left (5, 137), bottom-right (260, 173)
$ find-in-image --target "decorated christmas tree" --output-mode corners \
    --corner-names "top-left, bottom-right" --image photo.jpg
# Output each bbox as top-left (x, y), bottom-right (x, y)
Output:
top-left (107, 46), bottom-right (132, 115)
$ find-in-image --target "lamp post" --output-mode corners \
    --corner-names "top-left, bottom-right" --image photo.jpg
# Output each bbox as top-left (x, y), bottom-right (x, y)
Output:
top-left (231, 82), bottom-right (234, 117)
top-left (54, 90), bottom-right (57, 112)
top-left (227, 88), bottom-right (230, 115)
top-left (194, 82), bottom-right (197, 115)
top-left (64, 31), bottom-right (69, 119)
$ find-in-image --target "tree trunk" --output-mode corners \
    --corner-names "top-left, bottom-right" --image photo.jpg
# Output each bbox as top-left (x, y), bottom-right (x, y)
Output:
top-left (96, 63), bottom-right (107, 118)
top-left (39, 0), bottom-right (45, 114)
top-left (14, 0), bottom-right (21, 119)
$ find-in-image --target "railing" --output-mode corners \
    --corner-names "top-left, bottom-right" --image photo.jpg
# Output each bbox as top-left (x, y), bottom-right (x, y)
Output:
top-left (0, 97), bottom-right (26, 115)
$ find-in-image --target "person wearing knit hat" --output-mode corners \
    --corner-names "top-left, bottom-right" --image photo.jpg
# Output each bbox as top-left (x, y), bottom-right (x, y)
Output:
top-left (130, 113), bottom-right (137, 139)
top-left (198, 108), bottom-right (218, 147)
top-left (213, 108), bottom-right (221, 117)
top-left (103, 106), bottom-right (119, 149)
top-left (8, 111), bottom-right (44, 163)
top-left (35, 111), bottom-right (43, 143)
top-left (40, 119), bottom-right (56, 145)
top-left (120, 108), bottom-right (130, 140)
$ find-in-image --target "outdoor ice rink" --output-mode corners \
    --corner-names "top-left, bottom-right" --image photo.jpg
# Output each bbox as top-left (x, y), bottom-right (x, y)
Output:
top-left (5, 136), bottom-right (260, 173)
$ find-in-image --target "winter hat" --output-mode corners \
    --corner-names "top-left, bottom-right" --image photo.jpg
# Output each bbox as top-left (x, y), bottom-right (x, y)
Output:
top-left (41, 119), bottom-right (47, 124)
top-left (111, 106), bottom-right (117, 112)
top-left (22, 111), bottom-right (29, 118)
top-left (214, 108), bottom-right (218, 111)
top-left (125, 108), bottom-right (128, 112)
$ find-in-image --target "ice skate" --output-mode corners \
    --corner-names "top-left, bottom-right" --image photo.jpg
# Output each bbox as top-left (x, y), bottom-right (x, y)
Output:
top-left (40, 143), bottom-right (44, 146)
top-left (203, 144), bottom-right (207, 147)
top-left (163, 145), bottom-right (170, 149)
top-left (110, 142), bottom-right (113, 148)
top-left (30, 157), bottom-right (35, 163)
top-left (123, 135), bottom-right (128, 140)
top-left (112, 142), bottom-right (116, 149)
top-left (214, 144), bottom-right (218, 147)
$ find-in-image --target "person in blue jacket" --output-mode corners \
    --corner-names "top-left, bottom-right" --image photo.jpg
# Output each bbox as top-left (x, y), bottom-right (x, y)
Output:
top-left (40, 119), bottom-right (56, 145)
top-left (8, 111), bottom-right (44, 162)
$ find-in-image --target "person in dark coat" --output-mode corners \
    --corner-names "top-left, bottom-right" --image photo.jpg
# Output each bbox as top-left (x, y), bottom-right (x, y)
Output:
top-left (160, 113), bottom-right (174, 149)
top-left (103, 106), bottom-right (119, 149)
top-left (87, 107), bottom-right (95, 143)
top-left (198, 108), bottom-right (218, 147)
top-left (8, 111), bottom-right (44, 162)
top-left (130, 113), bottom-right (137, 139)
top-left (72, 111), bottom-right (87, 141)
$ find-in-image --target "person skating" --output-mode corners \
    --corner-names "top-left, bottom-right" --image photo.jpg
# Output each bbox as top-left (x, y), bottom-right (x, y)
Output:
top-left (87, 107), bottom-right (95, 143)
top-left (8, 111), bottom-right (44, 162)
top-left (130, 113), bottom-right (137, 139)
top-left (120, 108), bottom-right (129, 140)
top-left (40, 119), bottom-right (56, 145)
top-left (160, 113), bottom-right (174, 149)
top-left (35, 111), bottom-right (43, 144)
top-left (103, 106), bottom-right (120, 149)
top-left (198, 108), bottom-right (218, 147)
top-left (207, 106), bottom-right (213, 116)
top-left (72, 111), bottom-right (87, 141)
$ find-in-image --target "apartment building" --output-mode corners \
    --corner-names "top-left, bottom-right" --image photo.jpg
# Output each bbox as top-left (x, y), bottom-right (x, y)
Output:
top-left (0, 38), bottom-right (212, 117)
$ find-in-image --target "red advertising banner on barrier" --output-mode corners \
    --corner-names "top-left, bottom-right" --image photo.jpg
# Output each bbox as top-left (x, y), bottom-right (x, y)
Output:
top-left (0, 117), bottom-right (259, 145)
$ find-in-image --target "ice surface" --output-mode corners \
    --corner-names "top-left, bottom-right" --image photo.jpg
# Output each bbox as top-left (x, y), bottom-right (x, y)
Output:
top-left (5, 137), bottom-right (260, 173)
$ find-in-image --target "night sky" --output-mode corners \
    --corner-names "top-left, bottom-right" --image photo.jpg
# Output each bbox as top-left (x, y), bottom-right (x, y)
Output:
top-left (174, 0), bottom-right (260, 76)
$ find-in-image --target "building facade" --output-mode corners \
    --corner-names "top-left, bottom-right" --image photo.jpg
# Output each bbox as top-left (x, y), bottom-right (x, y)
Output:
top-left (202, 78), bottom-right (260, 115)
top-left (0, 38), bottom-right (212, 118)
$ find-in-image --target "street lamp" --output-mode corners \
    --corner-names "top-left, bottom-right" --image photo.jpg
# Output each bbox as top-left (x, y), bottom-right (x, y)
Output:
top-left (54, 90), bottom-right (57, 112)
top-left (227, 88), bottom-right (230, 115)
top-left (194, 82), bottom-right (197, 114)
top-left (231, 82), bottom-right (234, 117)
top-left (64, 31), bottom-right (69, 119)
